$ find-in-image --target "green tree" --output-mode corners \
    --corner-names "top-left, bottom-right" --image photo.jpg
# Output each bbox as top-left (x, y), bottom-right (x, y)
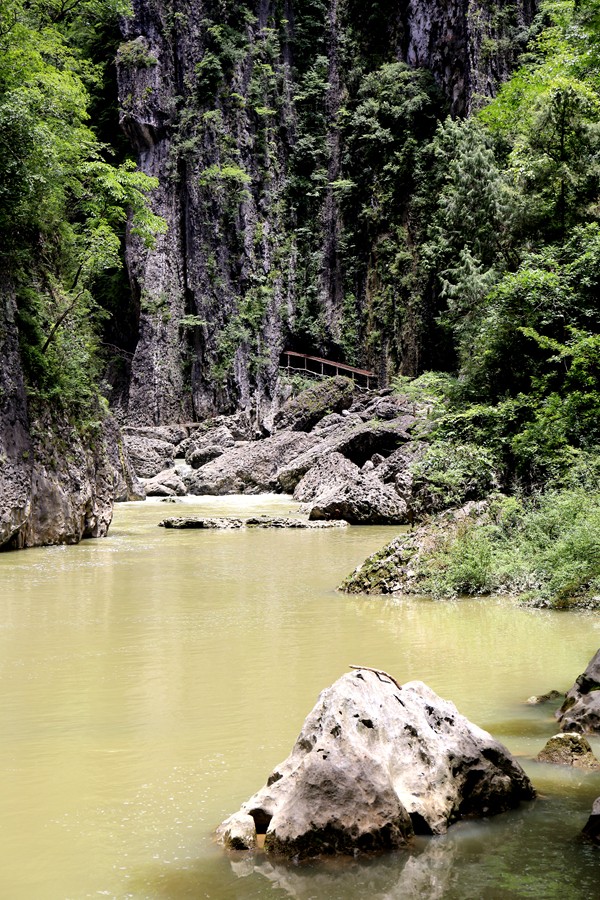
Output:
top-left (0, 0), bottom-right (165, 419)
top-left (481, 5), bottom-right (600, 238)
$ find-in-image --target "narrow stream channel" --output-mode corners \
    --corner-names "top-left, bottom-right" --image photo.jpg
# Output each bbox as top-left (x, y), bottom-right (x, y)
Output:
top-left (0, 495), bottom-right (598, 898)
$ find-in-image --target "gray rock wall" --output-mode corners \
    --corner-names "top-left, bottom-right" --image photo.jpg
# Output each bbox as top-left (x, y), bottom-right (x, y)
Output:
top-left (116, 0), bottom-right (537, 426)
top-left (0, 279), bottom-right (143, 550)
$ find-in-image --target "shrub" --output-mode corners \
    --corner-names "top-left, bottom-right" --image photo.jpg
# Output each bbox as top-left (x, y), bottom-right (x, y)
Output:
top-left (410, 440), bottom-right (500, 515)
top-left (413, 486), bottom-right (600, 607)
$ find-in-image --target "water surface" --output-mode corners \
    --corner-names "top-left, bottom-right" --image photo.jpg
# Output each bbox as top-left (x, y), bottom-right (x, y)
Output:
top-left (0, 495), bottom-right (598, 898)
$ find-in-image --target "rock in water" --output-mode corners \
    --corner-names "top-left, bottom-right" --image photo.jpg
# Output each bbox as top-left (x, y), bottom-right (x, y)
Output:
top-left (556, 649), bottom-right (600, 734)
top-left (582, 797), bottom-right (600, 845)
top-left (536, 733), bottom-right (600, 769)
top-left (526, 690), bottom-right (563, 706)
top-left (294, 453), bottom-right (407, 525)
top-left (217, 669), bottom-right (535, 859)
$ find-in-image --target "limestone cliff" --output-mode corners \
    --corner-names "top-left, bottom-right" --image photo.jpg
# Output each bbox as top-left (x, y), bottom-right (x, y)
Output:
top-left (115, 0), bottom-right (536, 425)
top-left (0, 278), bottom-right (143, 551)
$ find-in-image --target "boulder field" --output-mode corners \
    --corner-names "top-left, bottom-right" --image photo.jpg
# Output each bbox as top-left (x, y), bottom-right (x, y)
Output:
top-left (123, 378), bottom-right (444, 525)
top-left (216, 668), bottom-right (535, 860)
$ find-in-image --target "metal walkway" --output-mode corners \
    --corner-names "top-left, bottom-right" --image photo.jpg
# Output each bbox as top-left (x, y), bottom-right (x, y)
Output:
top-left (281, 350), bottom-right (378, 390)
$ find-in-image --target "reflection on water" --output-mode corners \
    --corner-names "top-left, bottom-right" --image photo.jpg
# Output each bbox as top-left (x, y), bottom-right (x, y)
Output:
top-left (0, 495), bottom-right (598, 898)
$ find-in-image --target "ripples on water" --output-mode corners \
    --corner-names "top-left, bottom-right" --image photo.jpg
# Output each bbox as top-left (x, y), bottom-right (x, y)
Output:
top-left (0, 495), bottom-right (598, 898)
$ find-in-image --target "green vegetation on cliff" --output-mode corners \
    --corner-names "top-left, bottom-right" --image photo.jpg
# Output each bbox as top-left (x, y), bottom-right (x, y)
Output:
top-left (0, 0), bottom-right (164, 425)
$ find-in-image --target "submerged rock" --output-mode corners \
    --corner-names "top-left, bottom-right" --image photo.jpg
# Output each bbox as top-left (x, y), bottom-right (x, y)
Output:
top-left (217, 668), bottom-right (535, 859)
top-left (526, 690), bottom-right (563, 706)
top-left (159, 516), bottom-right (347, 529)
top-left (536, 733), bottom-right (600, 769)
top-left (556, 649), bottom-right (600, 734)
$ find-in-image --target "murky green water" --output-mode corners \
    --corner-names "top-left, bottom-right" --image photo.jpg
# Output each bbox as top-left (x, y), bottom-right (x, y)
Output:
top-left (0, 495), bottom-right (598, 898)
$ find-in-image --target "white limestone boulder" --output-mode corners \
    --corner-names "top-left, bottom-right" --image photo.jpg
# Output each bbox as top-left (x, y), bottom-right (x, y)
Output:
top-left (217, 668), bottom-right (535, 859)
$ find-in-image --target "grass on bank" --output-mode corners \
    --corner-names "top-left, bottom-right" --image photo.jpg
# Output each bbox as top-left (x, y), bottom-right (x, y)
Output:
top-left (417, 489), bottom-right (600, 608)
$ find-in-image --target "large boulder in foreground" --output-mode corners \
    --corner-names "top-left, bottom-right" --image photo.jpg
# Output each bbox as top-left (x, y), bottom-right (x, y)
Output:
top-left (217, 668), bottom-right (535, 859)
top-left (556, 649), bottom-right (600, 734)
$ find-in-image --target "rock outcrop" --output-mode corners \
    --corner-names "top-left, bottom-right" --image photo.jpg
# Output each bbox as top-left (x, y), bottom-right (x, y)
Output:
top-left (122, 431), bottom-right (175, 479)
top-left (184, 424), bottom-right (236, 468)
top-left (182, 431), bottom-right (320, 495)
top-left (143, 467), bottom-right (187, 497)
top-left (556, 650), bottom-right (600, 734)
top-left (1, 409), bottom-right (143, 550)
top-left (0, 278), bottom-right (144, 550)
top-left (217, 668), bottom-right (535, 859)
top-left (294, 453), bottom-right (408, 524)
top-left (536, 733), bottom-right (600, 770)
top-left (159, 383), bottom-right (427, 519)
top-left (340, 502), bottom-right (489, 594)
top-left (273, 377), bottom-right (354, 433)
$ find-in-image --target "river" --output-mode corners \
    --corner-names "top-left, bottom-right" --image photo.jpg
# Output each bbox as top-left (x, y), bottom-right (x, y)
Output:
top-left (0, 495), bottom-right (598, 898)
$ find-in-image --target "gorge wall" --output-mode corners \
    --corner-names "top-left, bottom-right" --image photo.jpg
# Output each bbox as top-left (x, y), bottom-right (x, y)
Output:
top-left (0, 278), bottom-right (143, 550)
top-left (115, 0), bottom-right (536, 426)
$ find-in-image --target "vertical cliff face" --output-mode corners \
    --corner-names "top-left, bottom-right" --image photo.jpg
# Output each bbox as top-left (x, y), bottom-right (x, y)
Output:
top-left (0, 277), bottom-right (144, 550)
top-left (116, 0), bottom-right (536, 425)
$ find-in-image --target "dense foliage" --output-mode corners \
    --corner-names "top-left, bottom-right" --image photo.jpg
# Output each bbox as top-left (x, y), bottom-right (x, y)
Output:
top-left (412, 485), bottom-right (600, 608)
top-left (0, 0), bottom-right (164, 424)
top-left (394, 0), bottom-right (600, 503)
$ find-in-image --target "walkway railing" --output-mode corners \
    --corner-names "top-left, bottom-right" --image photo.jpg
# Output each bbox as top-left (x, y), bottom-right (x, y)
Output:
top-left (281, 350), bottom-right (378, 390)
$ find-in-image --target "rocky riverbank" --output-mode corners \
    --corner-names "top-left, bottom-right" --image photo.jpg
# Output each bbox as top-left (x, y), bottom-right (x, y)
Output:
top-left (1, 373), bottom-right (496, 550)
top-left (123, 377), bottom-right (494, 527)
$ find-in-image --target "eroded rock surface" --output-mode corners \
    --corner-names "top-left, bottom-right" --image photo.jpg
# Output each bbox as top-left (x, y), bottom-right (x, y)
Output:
top-left (0, 277), bottom-right (144, 549)
top-left (273, 377), bottom-right (354, 432)
top-left (556, 650), bottom-right (600, 734)
top-left (122, 431), bottom-right (175, 478)
top-left (143, 468), bottom-right (187, 497)
top-left (294, 453), bottom-right (408, 525)
top-left (340, 503), bottom-right (489, 595)
top-left (182, 431), bottom-right (319, 495)
top-left (217, 668), bottom-right (535, 859)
